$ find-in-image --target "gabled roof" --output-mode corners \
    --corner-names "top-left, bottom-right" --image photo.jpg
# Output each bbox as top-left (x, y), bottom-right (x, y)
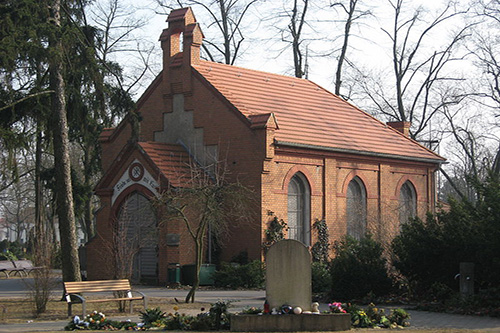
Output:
top-left (193, 60), bottom-right (444, 163)
top-left (95, 141), bottom-right (193, 191)
top-left (138, 142), bottom-right (193, 187)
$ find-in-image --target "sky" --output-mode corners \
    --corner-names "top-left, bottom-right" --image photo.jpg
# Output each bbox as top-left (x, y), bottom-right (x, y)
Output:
top-left (123, 0), bottom-right (470, 97)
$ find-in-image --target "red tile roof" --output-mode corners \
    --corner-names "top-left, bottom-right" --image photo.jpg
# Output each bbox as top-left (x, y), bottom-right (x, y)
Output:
top-left (138, 142), bottom-right (193, 187)
top-left (193, 61), bottom-right (444, 163)
top-left (167, 7), bottom-right (191, 22)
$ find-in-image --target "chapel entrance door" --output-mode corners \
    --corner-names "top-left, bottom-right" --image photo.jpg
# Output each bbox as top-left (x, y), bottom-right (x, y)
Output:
top-left (118, 192), bottom-right (158, 284)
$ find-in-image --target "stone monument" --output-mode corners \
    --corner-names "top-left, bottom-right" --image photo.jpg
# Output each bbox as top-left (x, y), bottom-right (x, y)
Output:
top-left (231, 239), bottom-right (351, 332)
top-left (266, 239), bottom-right (312, 311)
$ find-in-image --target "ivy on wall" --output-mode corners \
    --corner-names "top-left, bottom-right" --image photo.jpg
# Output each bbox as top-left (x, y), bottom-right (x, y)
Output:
top-left (262, 211), bottom-right (287, 254)
top-left (311, 218), bottom-right (330, 263)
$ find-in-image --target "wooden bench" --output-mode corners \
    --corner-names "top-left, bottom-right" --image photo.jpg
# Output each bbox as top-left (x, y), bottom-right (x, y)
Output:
top-left (63, 279), bottom-right (148, 317)
top-left (0, 260), bottom-right (27, 278)
top-left (12, 260), bottom-right (44, 275)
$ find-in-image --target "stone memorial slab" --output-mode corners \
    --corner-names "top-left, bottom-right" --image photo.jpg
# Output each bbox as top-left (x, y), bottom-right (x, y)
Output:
top-left (266, 239), bottom-right (312, 311)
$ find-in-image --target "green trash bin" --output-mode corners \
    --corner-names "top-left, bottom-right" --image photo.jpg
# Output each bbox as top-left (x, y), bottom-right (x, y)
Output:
top-left (199, 264), bottom-right (215, 286)
top-left (181, 264), bottom-right (215, 286)
top-left (167, 263), bottom-right (181, 284)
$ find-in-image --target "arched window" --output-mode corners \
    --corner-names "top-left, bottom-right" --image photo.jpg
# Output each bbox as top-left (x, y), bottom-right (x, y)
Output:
top-left (287, 173), bottom-right (311, 246)
top-left (117, 192), bottom-right (158, 282)
top-left (399, 181), bottom-right (417, 226)
top-left (346, 176), bottom-right (367, 240)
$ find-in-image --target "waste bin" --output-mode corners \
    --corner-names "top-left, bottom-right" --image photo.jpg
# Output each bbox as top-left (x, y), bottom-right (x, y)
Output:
top-left (167, 263), bottom-right (181, 284)
top-left (181, 264), bottom-right (215, 286)
top-left (199, 264), bottom-right (215, 285)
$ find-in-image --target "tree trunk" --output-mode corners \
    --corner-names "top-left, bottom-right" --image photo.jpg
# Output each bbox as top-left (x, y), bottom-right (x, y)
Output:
top-left (48, 0), bottom-right (81, 282)
top-left (185, 236), bottom-right (202, 303)
top-left (335, 0), bottom-right (356, 96)
top-left (83, 146), bottom-right (94, 240)
top-left (34, 120), bottom-right (45, 265)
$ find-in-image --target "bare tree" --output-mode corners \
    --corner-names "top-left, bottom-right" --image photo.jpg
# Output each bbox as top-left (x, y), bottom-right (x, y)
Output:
top-left (466, 0), bottom-right (500, 175)
top-left (357, 1), bottom-right (471, 140)
top-left (330, 0), bottom-right (371, 96)
top-left (1, 180), bottom-right (34, 244)
top-left (262, 0), bottom-right (310, 78)
top-left (155, 159), bottom-right (253, 303)
top-left (287, 0), bottom-right (309, 78)
top-left (156, 0), bottom-right (259, 65)
top-left (471, 0), bottom-right (500, 111)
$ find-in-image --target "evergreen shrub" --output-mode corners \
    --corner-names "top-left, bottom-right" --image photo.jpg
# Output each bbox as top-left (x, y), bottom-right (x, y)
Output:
top-left (330, 235), bottom-right (392, 300)
top-left (213, 260), bottom-right (265, 289)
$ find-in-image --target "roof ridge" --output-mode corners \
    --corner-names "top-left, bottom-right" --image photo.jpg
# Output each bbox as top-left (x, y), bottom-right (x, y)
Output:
top-left (195, 60), bottom-right (310, 84)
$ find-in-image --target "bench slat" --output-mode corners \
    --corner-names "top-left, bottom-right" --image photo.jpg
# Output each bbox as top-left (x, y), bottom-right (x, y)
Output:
top-left (64, 280), bottom-right (131, 293)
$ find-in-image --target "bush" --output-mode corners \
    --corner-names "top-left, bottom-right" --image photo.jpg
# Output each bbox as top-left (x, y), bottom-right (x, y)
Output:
top-left (0, 240), bottom-right (24, 260)
top-left (392, 173), bottom-right (500, 296)
top-left (330, 235), bottom-right (392, 300)
top-left (344, 303), bottom-right (410, 328)
top-left (312, 261), bottom-right (331, 293)
top-left (164, 300), bottom-right (232, 331)
top-left (213, 260), bottom-right (264, 289)
top-left (139, 307), bottom-right (166, 328)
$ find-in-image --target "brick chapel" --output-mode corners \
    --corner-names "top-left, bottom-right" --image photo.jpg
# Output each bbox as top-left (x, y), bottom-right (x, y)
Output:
top-left (86, 8), bottom-right (445, 283)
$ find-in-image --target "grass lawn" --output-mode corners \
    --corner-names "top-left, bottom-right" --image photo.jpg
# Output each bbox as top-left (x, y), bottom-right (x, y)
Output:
top-left (0, 296), bottom-right (210, 324)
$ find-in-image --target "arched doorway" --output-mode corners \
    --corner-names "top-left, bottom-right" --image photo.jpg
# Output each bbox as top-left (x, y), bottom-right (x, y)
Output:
top-left (117, 192), bottom-right (158, 283)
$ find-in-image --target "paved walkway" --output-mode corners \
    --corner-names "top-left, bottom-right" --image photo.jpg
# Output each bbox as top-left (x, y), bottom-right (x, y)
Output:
top-left (1, 279), bottom-right (500, 332)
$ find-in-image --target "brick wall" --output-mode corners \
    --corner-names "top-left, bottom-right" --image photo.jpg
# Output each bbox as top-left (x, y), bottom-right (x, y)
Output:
top-left (260, 147), bottom-right (437, 259)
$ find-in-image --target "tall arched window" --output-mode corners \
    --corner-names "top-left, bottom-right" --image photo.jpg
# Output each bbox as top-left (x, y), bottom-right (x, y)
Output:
top-left (117, 192), bottom-right (158, 283)
top-left (399, 181), bottom-right (417, 226)
top-left (287, 173), bottom-right (311, 246)
top-left (346, 176), bottom-right (367, 240)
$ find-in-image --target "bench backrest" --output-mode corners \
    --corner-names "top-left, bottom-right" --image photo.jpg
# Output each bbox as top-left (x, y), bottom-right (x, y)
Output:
top-left (12, 260), bottom-right (34, 269)
top-left (64, 279), bottom-right (132, 294)
top-left (0, 261), bottom-right (15, 269)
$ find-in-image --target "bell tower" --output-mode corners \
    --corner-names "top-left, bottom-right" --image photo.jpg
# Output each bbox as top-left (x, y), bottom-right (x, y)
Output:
top-left (159, 7), bottom-right (204, 94)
